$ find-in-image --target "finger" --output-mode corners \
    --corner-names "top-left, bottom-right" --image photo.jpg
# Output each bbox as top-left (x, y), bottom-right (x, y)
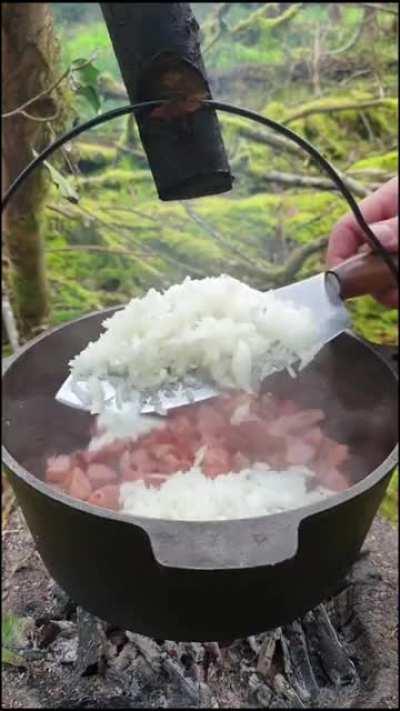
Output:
top-left (326, 178), bottom-right (398, 266)
top-left (327, 213), bottom-right (399, 267)
top-left (357, 216), bottom-right (399, 254)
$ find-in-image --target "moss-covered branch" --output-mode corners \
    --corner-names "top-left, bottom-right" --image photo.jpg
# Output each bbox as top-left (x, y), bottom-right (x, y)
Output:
top-left (256, 170), bottom-right (370, 198)
top-left (221, 116), bottom-right (303, 157)
top-left (232, 3), bottom-right (303, 36)
top-left (284, 97), bottom-right (397, 125)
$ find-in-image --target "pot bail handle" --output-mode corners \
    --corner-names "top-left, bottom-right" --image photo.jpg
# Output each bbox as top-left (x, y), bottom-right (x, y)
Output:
top-left (326, 252), bottom-right (399, 301)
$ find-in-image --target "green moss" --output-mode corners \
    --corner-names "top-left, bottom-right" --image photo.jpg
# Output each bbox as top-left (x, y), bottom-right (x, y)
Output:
top-left (273, 93), bottom-right (398, 161)
top-left (284, 192), bottom-right (345, 244)
top-left (150, 225), bottom-right (223, 266)
top-left (262, 101), bottom-right (287, 122)
top-left (77, 169), bottom-right (153, 192)
top-left (348, 151), bottom-right (398, 174)
top-left (76, 142), bottom-right (117, 171)
top-left (283, 92), bottom-right (394, 122)
top-left (234, 3), bottom-right (302, 36)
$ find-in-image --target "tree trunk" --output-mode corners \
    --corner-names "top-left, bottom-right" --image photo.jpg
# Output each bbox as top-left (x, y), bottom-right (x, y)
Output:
top-left (2, 3), bottom-right (58, 339)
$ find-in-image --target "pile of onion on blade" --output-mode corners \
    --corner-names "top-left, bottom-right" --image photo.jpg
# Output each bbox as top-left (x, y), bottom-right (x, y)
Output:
top-left (69, 275), bottom-right (321, 414)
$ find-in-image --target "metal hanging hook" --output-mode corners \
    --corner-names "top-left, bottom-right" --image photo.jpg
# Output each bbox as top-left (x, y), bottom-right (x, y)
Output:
top-left (2, 99), bottom-right (398, 283)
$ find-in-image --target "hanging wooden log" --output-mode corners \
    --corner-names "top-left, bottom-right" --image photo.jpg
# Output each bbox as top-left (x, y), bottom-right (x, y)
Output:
top-left (100, 3), bottom-right (233, 201)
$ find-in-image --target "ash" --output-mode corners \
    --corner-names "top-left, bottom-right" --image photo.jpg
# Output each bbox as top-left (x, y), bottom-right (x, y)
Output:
top-left (2, 514), bottom-right (398, 709)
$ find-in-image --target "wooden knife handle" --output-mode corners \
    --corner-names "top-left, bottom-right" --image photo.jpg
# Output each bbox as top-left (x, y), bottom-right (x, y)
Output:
top-left (326, 252), bottom-right (399, 300)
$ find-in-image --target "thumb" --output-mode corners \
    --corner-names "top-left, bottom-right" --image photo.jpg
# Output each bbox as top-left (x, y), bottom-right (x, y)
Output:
top-left (359, 216), bottom-right (398, 254)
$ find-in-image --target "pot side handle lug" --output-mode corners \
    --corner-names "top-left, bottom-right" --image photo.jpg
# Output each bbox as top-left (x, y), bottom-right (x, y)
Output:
top-left (138, 514), bottom-right (302, 570)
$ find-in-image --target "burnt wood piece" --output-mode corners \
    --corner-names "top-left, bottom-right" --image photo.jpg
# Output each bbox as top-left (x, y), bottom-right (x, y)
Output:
top-left (100, 3), bottom-right (233, 201)
top-left (75, 608), bottom-right (107, 677)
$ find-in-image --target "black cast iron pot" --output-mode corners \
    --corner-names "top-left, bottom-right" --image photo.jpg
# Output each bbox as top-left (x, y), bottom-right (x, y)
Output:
top-left (2, 307), bottom-right (398, 641)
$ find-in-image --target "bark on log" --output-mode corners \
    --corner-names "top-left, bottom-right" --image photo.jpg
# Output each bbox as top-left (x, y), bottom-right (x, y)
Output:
top-left (100, 3), bottom-right (233, 201)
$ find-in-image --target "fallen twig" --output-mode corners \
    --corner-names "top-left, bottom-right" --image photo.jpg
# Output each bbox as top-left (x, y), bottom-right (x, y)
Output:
top-left (257, 169), bottom-right (370, 198)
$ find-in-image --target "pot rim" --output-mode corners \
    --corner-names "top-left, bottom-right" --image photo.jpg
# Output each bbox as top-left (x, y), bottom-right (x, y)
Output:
top-left (2, 306), bottom-right (398, 557)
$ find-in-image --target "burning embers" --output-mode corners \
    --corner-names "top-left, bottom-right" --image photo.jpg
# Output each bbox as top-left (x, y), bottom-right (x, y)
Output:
top-left (44, 390), bottom-right (351, 520)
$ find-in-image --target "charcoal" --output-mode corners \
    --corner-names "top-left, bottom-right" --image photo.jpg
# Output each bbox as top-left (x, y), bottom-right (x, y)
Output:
top-left (281, 620), bottom-right (320, 702)
top-left (37, 620), bottom-right (61, 648)
top-left (303, 605), bottom-right (358, 687)
top-left (162, 655), bottom-right (201, 706)
top-left (75, 608), bottom-right (106, 677)
top-left (127, 631), bottom-right (162, 672)
top-left (272, 673), bottom-right (305, 707)
top-left (257, 630), bottom-right (281, 680)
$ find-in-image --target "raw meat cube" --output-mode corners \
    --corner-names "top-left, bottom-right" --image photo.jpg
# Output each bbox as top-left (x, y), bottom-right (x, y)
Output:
top-left (87, 463), bottom-right (117, 485)
top-left (46, 455), bottom-right (72, 483)
top-left (88, 485), bottom-right (120, 510)
top-left (68, 468), bottom-right (92, 501)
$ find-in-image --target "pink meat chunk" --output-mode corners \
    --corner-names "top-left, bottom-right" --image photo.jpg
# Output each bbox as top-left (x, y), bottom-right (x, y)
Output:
top-left (46, 455), bottom-right (72, 483)
top-left (68, 468), bottom-right (92, 501)
top-left (88, 485), bottom-right (120, 510)
top-left (87, 463), bottom-right (117, 485)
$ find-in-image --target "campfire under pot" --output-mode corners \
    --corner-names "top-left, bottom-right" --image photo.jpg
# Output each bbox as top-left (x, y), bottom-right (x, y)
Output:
top-left (2, 306), bottom-right (398, 642)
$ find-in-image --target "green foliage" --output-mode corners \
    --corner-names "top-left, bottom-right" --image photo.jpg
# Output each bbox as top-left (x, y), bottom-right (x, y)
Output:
top-left (59, 21), bottom-right (120, 79)
top-left (41, 158), bottom-right (79, 204)
top-left (77, 169), bottom-right (153, 195)
top-left (379, 469), bottom-right (398, 525)
top-left (71, 57), bottom-right (102, 114)
top-left (347, 296), bottom-right (398, 345)
top-left (75, 142), bottom-right (118, 171)
top-left (349, 151), bottom-right (398, 174)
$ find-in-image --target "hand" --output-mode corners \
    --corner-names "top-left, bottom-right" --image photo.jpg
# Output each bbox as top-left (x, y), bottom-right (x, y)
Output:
top-left (326, 177), bottom-right (398, 308)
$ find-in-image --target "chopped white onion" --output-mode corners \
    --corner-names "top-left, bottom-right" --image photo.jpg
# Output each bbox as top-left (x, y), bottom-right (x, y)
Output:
top-left (70, 275), bottom-right (320, 412)
top-left (119, 464), bottom-right (332, 521)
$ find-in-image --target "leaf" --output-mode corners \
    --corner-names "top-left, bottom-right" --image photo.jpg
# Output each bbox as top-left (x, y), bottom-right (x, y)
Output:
top-left (2, 646), bottom-right (26, 668)
top-left (71, 57), bottom-right (88, 68)
top-left (76, 84), bottom-right (101, 114)
top-left (2, 613), bottom-right (27, 649)
top-left (33, 151), bottom-right (79, 204)
top-left (2, 613), bottom-right (29, 668)
top-left (73, 61), bottom-right (100, 87)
